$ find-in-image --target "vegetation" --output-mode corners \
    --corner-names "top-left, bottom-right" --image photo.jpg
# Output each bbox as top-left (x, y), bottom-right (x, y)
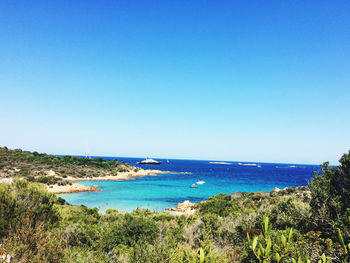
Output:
top-left (0, 148), bottom-right (349, 262)
top-left (0, 147), bottom-right (137, 186)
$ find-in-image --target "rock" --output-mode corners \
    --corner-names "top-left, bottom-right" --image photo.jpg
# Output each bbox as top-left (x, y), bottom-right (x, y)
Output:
top-left (0, 254), bottom-right (11, 262)
top-left (259, 192), bottom-right (270, 197)
top-left (176, 200), bottom-right (194, 211)
top-left (166, 200), bottom-right (195, 216)
top-left (0, 178), bottom-right (12, 184)
top-left (229, 191), bottom-right (243, 200)
top-left (47, 170), bottom-right (56, 176)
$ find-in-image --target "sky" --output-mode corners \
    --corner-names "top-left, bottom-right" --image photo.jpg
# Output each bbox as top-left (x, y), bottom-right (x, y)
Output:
top-left (0, 0), bottom-right (349, 164)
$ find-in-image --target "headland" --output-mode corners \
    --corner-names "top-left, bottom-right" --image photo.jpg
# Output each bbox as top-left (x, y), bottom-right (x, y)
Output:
top-left (0, 147), bottom-right (170, 194)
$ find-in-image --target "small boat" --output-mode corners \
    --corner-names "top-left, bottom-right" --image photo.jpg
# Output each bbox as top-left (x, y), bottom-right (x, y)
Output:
top-left (196, 181), bottom-right (205, 185)
top-left (190, 184), bottom-right (198, 188)
top-left (238, 162), bottom-right (257, 166)
top-left (209, 161), bottom-right (232, 165)
top-left (137, 158), bottom-right (161, 165)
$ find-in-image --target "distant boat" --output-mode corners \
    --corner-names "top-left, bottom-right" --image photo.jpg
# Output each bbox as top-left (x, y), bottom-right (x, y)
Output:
top-left (190, 184), bottom-right (198, 188)
top-left (209, 161), bottom-right (232, 165)
top-left (276, 165), bottom-right (297, 169)
top-left (196, 181), bottom-right (205, 185)
top-left (137, 158), bottom-right (161, 165)
top-left (238, 162), bottom-right (257, 166)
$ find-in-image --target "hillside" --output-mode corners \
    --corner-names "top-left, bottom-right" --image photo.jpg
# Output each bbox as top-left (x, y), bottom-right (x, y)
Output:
top-left (0, 147), bottom-right (166, 193)
top-left (0, 148), bottom-right (349, 262)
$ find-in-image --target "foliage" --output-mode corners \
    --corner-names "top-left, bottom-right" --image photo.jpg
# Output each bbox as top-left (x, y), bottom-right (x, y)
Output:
top-left (337, 216), bottom-right (350, 262)
top-left (0, 179), bottom-right (59, 237)
top-left (309, 151), bottom-right (350, 236)
top-left (1, 148), bottom-right (350, 262)
top-left (245, 215), bottom-right (335, 263)
top-left (0, 212), bottom-right (63, 263)
top-left (0, 147), bottom-right (124, 170)
top-left (0, 147), bottom-right (135, 185)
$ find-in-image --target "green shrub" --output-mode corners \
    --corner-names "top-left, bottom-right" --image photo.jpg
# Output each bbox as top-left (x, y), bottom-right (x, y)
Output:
top-left (0, 179), bottom-right (59, 237)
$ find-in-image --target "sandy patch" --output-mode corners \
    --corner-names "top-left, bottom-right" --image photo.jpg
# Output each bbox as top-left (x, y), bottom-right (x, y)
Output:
top-left (50, 169), bottom-right (170, 194)
top-left (47, 183), bottom-right (100, 194)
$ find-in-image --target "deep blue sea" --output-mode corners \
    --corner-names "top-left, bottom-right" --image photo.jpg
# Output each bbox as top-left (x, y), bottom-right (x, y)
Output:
top-left (58, 157), bottom-right (320, 213)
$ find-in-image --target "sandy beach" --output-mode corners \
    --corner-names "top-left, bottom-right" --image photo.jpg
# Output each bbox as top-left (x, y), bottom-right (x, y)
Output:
top-left (47, 169), bottom-right (170, 194)
top-left (47, 183), bottom-right (101, 194)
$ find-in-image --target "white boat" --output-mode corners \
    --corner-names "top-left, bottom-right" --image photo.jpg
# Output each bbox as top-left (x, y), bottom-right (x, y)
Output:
top-left (137, 158), bottom-right (161, 164)
top-left (196, 181), bottom-right (205, 185)
top-left (190, 184), bottom-right (198, 188)
top-left (238, 162), bottom-right (257, 166)
top-left (209, 162), bottom-right (232, 165)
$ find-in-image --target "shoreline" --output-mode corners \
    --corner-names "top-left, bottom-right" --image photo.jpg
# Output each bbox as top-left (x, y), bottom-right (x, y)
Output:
top-left (47, 169), bottom-right (170, 194)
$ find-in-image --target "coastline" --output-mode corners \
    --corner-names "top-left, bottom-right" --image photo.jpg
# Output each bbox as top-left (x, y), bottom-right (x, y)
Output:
top-left (48, 184), bottom-right (101, 194)
top-left (47, 169), bottom-right (170, 194)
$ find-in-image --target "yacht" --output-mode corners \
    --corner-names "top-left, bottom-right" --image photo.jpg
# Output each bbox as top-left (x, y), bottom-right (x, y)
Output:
top-left (137, 158), bottom-right (161, 165)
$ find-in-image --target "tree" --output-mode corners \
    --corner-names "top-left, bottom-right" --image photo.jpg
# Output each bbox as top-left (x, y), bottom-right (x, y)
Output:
top-left (309, 151), bottom-right (350, 235)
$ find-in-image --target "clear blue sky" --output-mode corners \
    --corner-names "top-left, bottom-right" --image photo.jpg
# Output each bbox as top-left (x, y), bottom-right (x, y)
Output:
top-left (0, 1), bottom-right (349, 164)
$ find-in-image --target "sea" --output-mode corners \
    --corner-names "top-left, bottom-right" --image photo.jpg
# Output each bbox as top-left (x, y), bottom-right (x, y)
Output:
top-left (58, 157), bottom-right (320, 213)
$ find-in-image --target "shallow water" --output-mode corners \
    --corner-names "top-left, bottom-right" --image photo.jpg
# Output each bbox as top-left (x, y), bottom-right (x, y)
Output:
top-left (58, 157), bottom-right (320, 213)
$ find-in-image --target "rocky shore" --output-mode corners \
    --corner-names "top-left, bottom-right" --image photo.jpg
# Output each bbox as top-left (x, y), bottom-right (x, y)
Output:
top-left (165, 200), bottom-right (196, 216)
top-left (48, 184), bottom-right (101, 194)
top-left (47, 169), bottom-right (170, 194)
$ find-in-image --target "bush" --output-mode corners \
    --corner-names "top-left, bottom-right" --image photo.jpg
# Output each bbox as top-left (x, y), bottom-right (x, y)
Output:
top-left (268, 198), bottom-right (311, 231)
top-left (0, 179), bottom-right (59, 237)
top-left (309, 152), bottom-right (350, 235)
top-left (0, 213), bottom-right (63, 263)
top-left (101, 214), bottom-right (159, 252)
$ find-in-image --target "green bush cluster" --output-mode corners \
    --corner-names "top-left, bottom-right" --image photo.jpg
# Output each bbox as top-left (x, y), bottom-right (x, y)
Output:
top-left (0, 147), bottom-right (124, 170)
top-left (0, 147), bottom-right (134, 184)
top-left (0, 179), bottom-right (59, 237)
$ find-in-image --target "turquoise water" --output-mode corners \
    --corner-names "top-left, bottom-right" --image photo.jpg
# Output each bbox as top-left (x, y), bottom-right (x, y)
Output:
top-left (58, 157), bottom-right (320, 213)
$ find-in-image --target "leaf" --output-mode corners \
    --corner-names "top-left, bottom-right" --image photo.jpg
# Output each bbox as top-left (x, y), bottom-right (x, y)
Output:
top-left (275, 252), bottom-right (281, 262)
top-left (292, 259), bottom-right (296, 263)
top-left (257, 249), bottom-right (261, 257)
top-left (259, 243), bottom-right (265, 254)
top-left (281, 234), bottom-right (286, 247)
top-left (265, 237), bottom-right (271, 257)
top-left (288, 228), bottom-right (293, 242)
top-left (322, 253), bottom-right (326, 263)
top-left (199, 248), bottom-right (204, 263)
top-left (263, 215), bottom-right (269, 235)
top-left (338, 228), bottom-right (345, 248)
top-left (252, 236), bottom-right (258, 251)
